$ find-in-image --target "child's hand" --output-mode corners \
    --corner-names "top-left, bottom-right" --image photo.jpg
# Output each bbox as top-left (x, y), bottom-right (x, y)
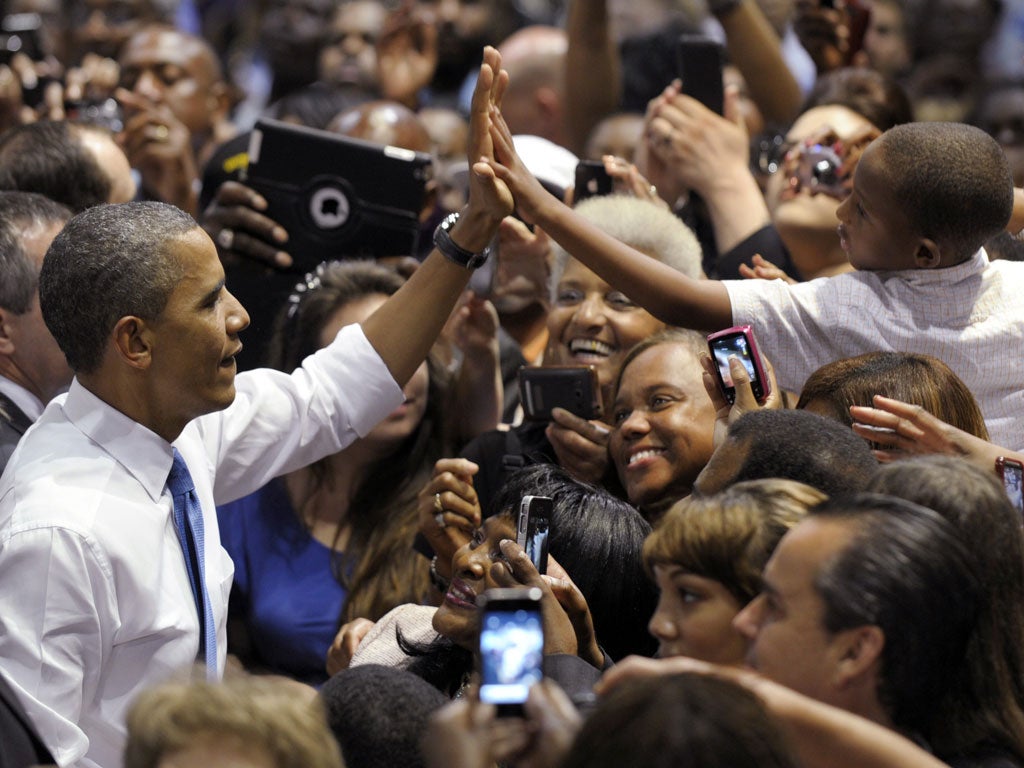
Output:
top-left (486, 101), bottom-right (561, 226)
top-left (738, 254), bottom-right (797, 284)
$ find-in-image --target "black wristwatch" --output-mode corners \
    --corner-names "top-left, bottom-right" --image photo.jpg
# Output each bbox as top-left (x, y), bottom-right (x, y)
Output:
top-left (433, 212), bottom-right (491, 269)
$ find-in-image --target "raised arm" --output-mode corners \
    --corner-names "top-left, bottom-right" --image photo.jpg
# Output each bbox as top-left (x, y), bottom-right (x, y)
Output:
top-left (487, 104), bottom-right (733, 331)
top-left (714, 0), bottom-right (803, 126)
top-left (598, 656), bottom-right (950, 768)
top-left (360, 47), bottom-right (513, 386)
top-left (563, 0), bottom-right (621, 157)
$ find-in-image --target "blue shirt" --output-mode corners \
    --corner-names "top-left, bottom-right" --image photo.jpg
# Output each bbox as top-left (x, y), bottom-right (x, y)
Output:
top-left (218, 478), bottom-right (345, 686)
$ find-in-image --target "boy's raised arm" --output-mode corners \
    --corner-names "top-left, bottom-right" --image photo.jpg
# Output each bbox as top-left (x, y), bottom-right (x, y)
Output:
top-left (486, 103), bottom-right (733, 331)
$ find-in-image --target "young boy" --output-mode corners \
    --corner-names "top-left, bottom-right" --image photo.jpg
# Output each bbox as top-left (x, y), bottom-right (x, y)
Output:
top-left (486, 116), bottom-right (1024, 449)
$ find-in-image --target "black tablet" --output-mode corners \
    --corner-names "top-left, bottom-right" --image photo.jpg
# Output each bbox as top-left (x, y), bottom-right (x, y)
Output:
top-left (242, 118), bottom-right (433, 271)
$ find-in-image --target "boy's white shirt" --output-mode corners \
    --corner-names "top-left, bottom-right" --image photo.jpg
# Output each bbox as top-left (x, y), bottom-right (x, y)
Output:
top-left (724, 249), bottom-right (1024, 450)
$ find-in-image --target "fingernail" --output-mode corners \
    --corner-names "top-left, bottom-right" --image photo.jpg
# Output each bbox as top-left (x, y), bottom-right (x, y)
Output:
top-left (275, 251), bottom-right (292, 268)
top-left (272, 226), bottom-right (288, 243)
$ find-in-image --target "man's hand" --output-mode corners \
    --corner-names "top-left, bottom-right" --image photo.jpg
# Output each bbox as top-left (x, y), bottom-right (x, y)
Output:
top-left (117, 88), bottom-right (199, 214)
top-left (377, 0), bottom-right (438, 107)
top-left (199, 180), bottom-right (293, 270)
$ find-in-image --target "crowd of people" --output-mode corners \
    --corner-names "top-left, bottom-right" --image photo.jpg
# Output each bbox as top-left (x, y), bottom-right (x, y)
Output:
top-left (0, 1), bottom-right (1023, 767)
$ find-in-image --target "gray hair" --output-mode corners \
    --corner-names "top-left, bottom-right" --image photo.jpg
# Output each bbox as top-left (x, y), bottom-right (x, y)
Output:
top-left (39, 202), bottom-right (197, 374)
top-left (0, 191), bottom-right (71, 314)
top-left (549, 194), bottom-right (703, 303)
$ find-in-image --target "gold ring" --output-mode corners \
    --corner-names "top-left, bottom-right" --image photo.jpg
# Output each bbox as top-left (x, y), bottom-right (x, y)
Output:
top-left (434, 492), bottom-right (443, 514)
top-left (151, 124), bottom-right (170, 142)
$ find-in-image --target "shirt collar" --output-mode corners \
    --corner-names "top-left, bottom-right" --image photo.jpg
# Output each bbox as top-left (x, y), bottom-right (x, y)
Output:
top-left (62, 378), bottom-right (175, 503)
top-left (876, 248), bottom-right (987, 287)
top-left (0, 377), bottom-right (44, 422)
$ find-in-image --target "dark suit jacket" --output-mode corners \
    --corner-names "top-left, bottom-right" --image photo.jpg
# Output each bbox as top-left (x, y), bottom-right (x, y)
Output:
top-left (0, 670), bottom-right (53, 768)
top-left (0, 391), bottom-right (33, 476)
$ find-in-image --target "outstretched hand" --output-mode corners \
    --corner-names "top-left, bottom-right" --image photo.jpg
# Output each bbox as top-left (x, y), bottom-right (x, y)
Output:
top-left (849, 395), bottom-right (1010, 472)
top-left (484, 95), bottom-right (561, 226)
top-left (463, 46), bottom-right (514, 226)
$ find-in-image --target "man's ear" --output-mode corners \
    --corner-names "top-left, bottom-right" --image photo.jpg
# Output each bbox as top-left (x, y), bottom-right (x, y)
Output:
top-left (112, 316), bottom-right (154, 371)
top-left (913, 238), bottom-right (942, 269)
top-left (833, 624), bottom-right (885, 688)
top-left (0, 307), bottom-right (15, 356)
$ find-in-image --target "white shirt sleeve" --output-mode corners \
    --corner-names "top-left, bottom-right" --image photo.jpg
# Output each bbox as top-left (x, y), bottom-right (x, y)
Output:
top-left (0, 523), bottom-right (117, 766)
top-left (201, 323), bottom-right (404, 504)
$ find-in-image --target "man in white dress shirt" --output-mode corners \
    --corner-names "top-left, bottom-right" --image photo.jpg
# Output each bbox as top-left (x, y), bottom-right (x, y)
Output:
top-left (0, 46), bottom-right (512, 768)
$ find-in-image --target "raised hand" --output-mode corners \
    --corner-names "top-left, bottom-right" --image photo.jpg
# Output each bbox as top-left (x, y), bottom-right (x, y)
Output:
top-left (199, 180), bottom-right (293, 270)
top-left (116, 88), bottom-right (199, 215)
top-left (377, 0), bottom-right (438, 107)
top-left (417, 458), bottom-right (482, 580)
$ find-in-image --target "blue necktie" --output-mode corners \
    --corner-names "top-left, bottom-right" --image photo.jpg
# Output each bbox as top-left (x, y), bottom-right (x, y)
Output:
top-left (167, 448), bottom-right (218, 679)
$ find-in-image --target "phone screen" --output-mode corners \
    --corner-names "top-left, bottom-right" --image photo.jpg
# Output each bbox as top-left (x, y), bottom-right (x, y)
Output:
top-left (517, 496), bottom-right (552, 574)
top-left (479, 603), bottom-right (544, 712)
top-left (1000, 459), bottom-right (1024, 520)
top-left (710, 333), bottom-right (758, 388)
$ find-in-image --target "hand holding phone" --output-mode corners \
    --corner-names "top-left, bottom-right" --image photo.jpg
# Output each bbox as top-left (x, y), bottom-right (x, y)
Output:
top-left (676, 35), bottom-right (725, 116)
top-left (573, 160), bottom-right (613, 204)
top-left (519, 366), bottom-right (602, 421)
top-left (516, 496), bottom-right (552, 575)
top-left (478, 587), bottom-right (545, 716)
top-left (706, 325), bottom-right (771, 404)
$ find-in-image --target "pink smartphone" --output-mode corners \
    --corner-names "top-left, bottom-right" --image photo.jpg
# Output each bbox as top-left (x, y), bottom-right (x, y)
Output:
top-left (706, 325), bottom-right (771, 404)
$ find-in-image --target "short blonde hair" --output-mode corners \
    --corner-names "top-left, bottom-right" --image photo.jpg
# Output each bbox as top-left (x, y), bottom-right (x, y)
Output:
top-left (643, 479), bottom-right (826, 604)
top-left (124, 674), bottom-right (344, 768)
top-left (549, 194), bottom-right (704, 303)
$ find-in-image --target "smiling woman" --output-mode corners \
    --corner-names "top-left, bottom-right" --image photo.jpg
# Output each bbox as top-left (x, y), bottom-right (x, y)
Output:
top-left (546, 195), bottom-right (704, 408)
top-left (607, 328), bottom-right (716, 521)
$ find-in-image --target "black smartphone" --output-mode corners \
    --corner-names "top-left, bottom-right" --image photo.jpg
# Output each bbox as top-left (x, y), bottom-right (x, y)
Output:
top-left (706, 325), bottom-right (770, 404)
top-left (573, 160), bottom-right (613, 204)
top-left (518, 366), bottom-right (602, 421)
top-left (676, 35), bottom-right (725, 115)
top-left (516, 496), bottom-right (552, 575)
top-left (478, 587), bottom-right (545, 716)
top-left (997, 457), bottom-right (1024, 522)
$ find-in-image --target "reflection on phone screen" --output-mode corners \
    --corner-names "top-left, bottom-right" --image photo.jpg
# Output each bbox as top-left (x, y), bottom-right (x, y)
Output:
top-left (1005, 466), bottom-right (1024, 516)
top-left (712, 336), bottom-right (757, 387)
top-left (479, 610), bottom-right (544, 706)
